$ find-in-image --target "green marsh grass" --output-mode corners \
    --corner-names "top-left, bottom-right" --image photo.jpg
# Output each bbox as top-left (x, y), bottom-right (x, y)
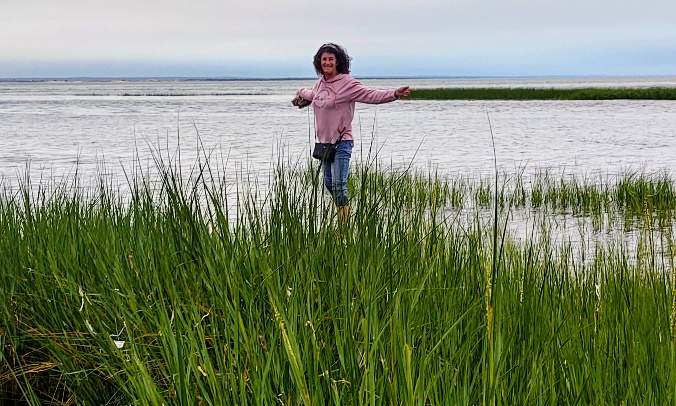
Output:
top-left (409, 87), bottom-right (676, 100)
top-left (2, 153), bottom-right (676, 404)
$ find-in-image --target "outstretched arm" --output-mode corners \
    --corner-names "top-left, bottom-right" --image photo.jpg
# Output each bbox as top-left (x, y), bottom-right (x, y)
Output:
top-left (351, 80), bottom-right (410, 104)
top-left (297, 88), bottom-right (315, 102)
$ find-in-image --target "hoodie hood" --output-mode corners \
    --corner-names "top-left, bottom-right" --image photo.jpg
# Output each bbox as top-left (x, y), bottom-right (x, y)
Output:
top-left (321, 73), bottom-right (347, 84)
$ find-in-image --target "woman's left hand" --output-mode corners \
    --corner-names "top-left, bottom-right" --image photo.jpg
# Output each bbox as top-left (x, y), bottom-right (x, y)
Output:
top-left (395, 86), bottom-right (411, 98)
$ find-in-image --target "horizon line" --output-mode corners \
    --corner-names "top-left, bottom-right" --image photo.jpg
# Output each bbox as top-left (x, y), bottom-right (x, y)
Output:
top-left (2, 74), bottom-right (674, 83)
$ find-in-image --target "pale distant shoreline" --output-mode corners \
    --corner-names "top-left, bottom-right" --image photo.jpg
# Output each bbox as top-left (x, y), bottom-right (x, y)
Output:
top-left (2, 74), bottom-right (676, 83)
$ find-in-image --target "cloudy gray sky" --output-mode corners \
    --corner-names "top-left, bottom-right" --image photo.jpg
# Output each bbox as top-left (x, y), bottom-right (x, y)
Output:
top-left (1, 0), bottom-right (675, 78)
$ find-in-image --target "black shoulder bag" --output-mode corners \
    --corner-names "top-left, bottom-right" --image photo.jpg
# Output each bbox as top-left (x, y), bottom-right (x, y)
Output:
top-left (312, 127), bottom-right (346, 163)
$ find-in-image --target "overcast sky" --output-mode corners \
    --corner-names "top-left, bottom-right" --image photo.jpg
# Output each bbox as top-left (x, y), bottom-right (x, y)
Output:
top-left (1, 0), bottom-right (675, 78)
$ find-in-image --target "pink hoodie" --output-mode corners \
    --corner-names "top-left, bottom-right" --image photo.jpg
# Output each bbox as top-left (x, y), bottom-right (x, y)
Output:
top-left (297, 73), bottom-right (397, 143)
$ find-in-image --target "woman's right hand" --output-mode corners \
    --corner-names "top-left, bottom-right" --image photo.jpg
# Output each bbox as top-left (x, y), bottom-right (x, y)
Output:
top-left (292, 94), bottom-right (312, 108)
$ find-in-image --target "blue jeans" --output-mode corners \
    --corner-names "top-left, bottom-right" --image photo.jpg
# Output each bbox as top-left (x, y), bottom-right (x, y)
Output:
top-left (323, 140), bottom-right (353, 207)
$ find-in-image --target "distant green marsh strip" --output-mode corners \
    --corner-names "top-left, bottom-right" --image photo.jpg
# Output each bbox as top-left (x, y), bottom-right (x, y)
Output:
top-left (409, 87), bottom-right (676, 100)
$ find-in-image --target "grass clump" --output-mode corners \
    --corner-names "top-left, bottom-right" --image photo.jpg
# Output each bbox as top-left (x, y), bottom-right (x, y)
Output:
top-left (409, 87), bottom-right (676, 100)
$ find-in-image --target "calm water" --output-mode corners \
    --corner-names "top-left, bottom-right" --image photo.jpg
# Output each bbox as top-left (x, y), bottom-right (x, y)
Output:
top-left (2, 77), bottom-right (675, 261)
top-left (1, 76), bottom-right (675, 188)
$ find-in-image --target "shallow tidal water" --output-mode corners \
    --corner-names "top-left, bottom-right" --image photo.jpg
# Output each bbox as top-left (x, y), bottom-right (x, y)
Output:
top-left (1, 76), bottom-right (675, 261)
top-left (1, 76), bottom-right (675, 183)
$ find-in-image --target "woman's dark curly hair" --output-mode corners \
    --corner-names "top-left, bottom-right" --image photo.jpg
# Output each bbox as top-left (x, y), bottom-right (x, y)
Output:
top-left (313, 43), bottom-right (351, 76)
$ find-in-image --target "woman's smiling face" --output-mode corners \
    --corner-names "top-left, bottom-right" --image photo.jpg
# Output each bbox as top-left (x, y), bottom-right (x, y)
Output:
top-left (321, 52), bottom-right (338, 79)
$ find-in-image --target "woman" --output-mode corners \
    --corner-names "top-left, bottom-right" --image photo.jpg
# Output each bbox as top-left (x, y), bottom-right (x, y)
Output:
top-left (295, 43), bottom-right (410, 224)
